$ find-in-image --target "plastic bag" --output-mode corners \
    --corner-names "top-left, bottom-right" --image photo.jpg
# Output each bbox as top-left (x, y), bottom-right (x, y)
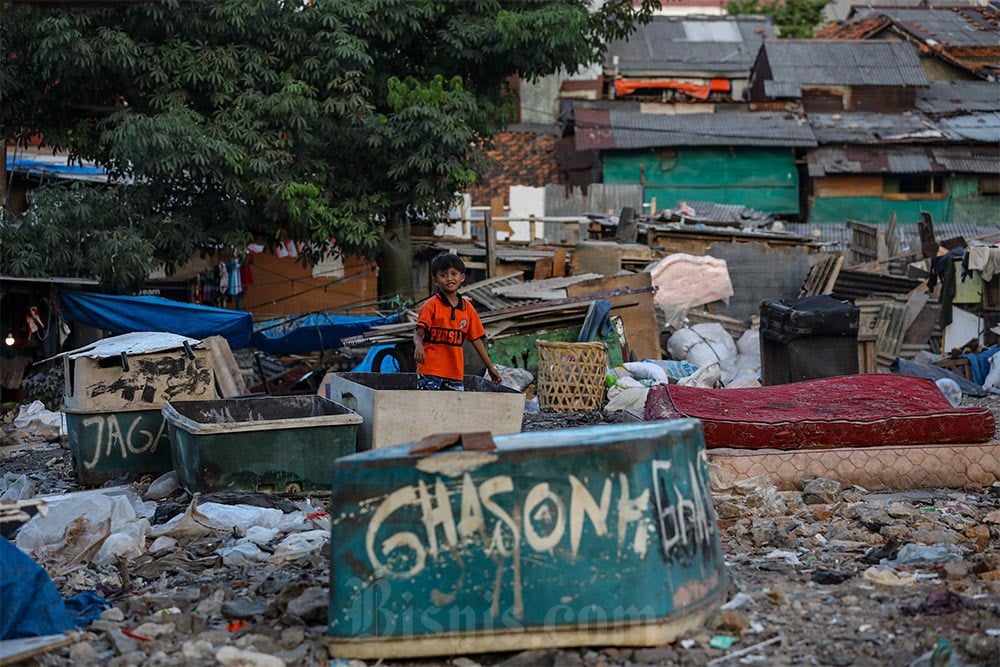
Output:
top-left (622, 361), bottom-right (669, 385)
top-left (604, 387), bottom-right (650, 412)
top-left (736, 329), bottom-right (760, 356)
top-left (666, 323), bottom-right (737, 367)
top-left (678, 362), bottom-right (721, 388)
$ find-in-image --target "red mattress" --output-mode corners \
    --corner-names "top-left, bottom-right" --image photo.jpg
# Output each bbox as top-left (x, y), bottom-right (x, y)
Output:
top-left (643, 374), bottom-right (995, 450)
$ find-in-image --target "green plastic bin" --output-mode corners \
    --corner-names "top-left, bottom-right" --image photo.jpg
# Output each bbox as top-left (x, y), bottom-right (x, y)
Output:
top-left (163, 395), bottom-right (362, 493)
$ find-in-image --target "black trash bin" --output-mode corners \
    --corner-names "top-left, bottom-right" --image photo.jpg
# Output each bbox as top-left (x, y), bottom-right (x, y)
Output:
top-left (760, 295), bottom-right (860, 385)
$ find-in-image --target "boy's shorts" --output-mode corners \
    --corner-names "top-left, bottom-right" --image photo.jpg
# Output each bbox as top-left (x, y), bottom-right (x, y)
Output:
top-left (417, 374), bottom-right (465, 391)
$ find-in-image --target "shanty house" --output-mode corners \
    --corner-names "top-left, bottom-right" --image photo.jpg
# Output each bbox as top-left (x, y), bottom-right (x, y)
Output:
top-left (568, 106), bottom-right (816, 215)
top-left (748, 39), bottom-right (930, 112)
top-left (804, 78), bottom-right (1000, 225)
top-left (604, 15), bottom-right (775, 104)
top-left (816, 6), bottom-right (1000, 81)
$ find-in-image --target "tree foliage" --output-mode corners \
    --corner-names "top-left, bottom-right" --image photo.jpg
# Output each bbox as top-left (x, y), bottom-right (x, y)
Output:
top-left (1, 0), bottom-right (657, 291)
top-left (727, 0), bottom-right (828, 38)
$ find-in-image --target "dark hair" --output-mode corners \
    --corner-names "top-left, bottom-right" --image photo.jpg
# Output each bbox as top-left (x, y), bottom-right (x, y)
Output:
top-left (431, 252), bottom-right (466, 275)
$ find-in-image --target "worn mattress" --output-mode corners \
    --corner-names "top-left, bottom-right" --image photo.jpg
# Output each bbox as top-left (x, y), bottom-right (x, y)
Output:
top-left (643, 374), bottom-right (995, 449)
top-left (708, 442), bottom-right (1000, 491)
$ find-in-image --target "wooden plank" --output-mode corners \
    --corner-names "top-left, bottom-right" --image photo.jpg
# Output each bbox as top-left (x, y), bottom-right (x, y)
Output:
top-left (800, 254), bottom-right (844, 297)
top-left (483, 210), bottom-right (498, 279)
top-left (551, 249), bottom-right (567, 278)
top-left (566, 273), bottom-right (660, 360)
top-left (0, 633), bottom-right (80, 666)
top-left (814, 175), bottom-right (882, 198)
top-left (202, 335), bottom-right (247, 398)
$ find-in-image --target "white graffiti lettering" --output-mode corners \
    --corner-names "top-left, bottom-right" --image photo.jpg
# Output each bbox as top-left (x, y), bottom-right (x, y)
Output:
top-left (363, 462), bottom-right (715, 579)
top-left (82, 414), bottom-right (167, 470)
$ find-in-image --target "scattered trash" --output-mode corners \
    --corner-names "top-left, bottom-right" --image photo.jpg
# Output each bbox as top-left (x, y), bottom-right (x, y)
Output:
top-left (862, 566), bottom-right (917, 587)
top-left (890, 543), bottom-right (964, 568)
top-left (811, 569), bottom-right (852, 585)
top-left (918, 590), bottom-right (974, 616)
top-left (709, 635), bottom-right (737, 650)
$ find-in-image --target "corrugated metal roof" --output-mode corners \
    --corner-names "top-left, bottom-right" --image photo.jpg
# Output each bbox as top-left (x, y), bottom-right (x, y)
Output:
top-left (543, 184), bottom-right (643, 217)
top-left (603, 16), bottom-right (775, 74)
top-left (761, 40), bottom-right (929, 88)
top-left (916, 82), bottom-right (1000, 114)
top-left (807, 145), bottom-right (1000, 175)
top-left (876, 7), bottom-right (1000, 47)
top-left (663, 201), bottom-right (772, 225)
top-left (784, 222), bottom-right (1000, 254)
top-left (764, 80), bottom-right (802, 98)
top-left (939, 112), bottom-right (1000, 142)
top-left (573, 108), bottom-right (615, 151)
top-left (580, 110), bottom-right (816, 150)
top-left (932, 146), bottom-right (1000, 173)
top-left (808, 112), bottom-right (943, 144)
top-left (887, 151), bottom-right (933, 173)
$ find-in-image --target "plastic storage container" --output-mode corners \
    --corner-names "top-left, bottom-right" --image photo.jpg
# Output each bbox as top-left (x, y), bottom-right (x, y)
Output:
top-left (63, 332), bottom-right (216, 486)
top-left (319, 372), bottom-right (523, 450)
top-left (163, 395), bottom-right (361, 493)
top-left (760, 295), bottom-right (860, 385)
top-left (327, 420), bottom-right (727, 659)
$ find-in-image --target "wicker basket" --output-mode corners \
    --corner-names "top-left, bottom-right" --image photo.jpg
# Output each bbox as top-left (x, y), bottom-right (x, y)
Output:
top-left (535, 340), bottom-right (609, 412)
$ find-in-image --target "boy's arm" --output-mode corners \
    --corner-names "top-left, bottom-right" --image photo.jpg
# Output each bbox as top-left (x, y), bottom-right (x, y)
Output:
top-left (471, 337), bottom-right (502, 384)
top-left (413, 326), bottom-right (426, 364)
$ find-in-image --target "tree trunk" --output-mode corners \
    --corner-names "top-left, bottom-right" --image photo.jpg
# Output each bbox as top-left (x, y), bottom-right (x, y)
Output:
top-left (0, 141), bottom-right (7, 210)
top-left (378, 217), bottom-right (414, 300)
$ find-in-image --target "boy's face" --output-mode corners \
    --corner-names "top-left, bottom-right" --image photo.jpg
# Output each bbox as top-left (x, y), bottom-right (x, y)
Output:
top-left (434, 267), bottom-right (465, 293)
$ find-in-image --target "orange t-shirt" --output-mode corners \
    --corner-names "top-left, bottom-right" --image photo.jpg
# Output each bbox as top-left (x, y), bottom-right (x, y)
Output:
top-left (416, 293), bottom-right (486, 381)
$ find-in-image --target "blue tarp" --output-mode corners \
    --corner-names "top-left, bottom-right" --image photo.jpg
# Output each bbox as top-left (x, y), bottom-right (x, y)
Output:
top-left (0, 537), bottom-right (108, 639)
top-left (351, 344), bottom-right (401, 373)
top-left (251, 312), bottom-right (402, 355)
top-left (60, 289), bottom-right (253, 349)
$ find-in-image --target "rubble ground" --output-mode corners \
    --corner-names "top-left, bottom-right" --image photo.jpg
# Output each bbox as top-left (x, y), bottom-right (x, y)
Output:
top-left (1, 405), bottom-right (999, 667)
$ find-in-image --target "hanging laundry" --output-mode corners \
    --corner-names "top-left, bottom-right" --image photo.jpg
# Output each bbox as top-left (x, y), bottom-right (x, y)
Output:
top-left (240, 254), bottom-right (254, 287)
top-left (218, 261), bottom-right (229, 293)
top-left (227, 258), bottom-right (243, 296)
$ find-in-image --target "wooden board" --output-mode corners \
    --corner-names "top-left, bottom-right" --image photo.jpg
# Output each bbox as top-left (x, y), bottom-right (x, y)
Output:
top-left (566, 272), bottom-right (661, 361)
top-left (570, 241), bottom-right (658, 276)
top-left (0, 633), bottom-right (79, 666)
top-left (814, 175), bottom-right (882, 198)
top-left (201, 335), bottom-right (247, 398)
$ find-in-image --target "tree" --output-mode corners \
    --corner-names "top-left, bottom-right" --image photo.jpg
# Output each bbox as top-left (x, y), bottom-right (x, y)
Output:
top-left (1, 0), bottom-right (658, 294)
top-left (727, 0), bottom-right (828, 38)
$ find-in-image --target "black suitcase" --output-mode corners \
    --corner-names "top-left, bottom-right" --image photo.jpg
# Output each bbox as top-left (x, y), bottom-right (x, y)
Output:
top-left (760, 295), bottom-right (859, 344)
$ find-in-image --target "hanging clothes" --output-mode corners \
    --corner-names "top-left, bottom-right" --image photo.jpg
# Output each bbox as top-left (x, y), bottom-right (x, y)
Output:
top-left (227, 258), bottom-right (243, 297)
top-left (240, 254), bottom-right (254, 288)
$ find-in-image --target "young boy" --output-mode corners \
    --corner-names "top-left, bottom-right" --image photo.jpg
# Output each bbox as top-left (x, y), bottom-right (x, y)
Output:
top-left (414, 253), bottom-right (503, 390)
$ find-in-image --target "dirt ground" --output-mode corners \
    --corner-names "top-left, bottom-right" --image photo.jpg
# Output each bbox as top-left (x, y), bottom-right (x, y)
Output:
top-left (2, 401), bottom-right (999, 667)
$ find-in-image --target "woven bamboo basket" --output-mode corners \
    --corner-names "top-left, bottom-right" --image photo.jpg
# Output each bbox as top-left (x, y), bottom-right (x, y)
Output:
top-left (535, 340), bottom-right (609, 412)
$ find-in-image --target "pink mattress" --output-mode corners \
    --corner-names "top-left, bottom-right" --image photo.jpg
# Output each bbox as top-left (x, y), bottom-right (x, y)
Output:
top-left (643, 374), bottom-right (995, 450)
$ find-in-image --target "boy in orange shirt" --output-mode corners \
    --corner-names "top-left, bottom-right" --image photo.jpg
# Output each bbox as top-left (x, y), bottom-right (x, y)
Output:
top-left (414, 253), bottom-right (502, 390)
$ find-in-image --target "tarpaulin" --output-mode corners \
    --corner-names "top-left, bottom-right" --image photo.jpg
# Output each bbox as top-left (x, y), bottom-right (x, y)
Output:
top-left (1, 536), bottom-right (74, 639)
top-left (613, 79), bottom-right (729, 100)
top-left (251, 312), bottom-right (402, 355)
top-left (60, 289), bottom-right (252, 349)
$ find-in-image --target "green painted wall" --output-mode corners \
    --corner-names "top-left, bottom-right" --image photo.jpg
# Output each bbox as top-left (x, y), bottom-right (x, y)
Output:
top-left (602, 147), bottom-right (800, 215)
top-left (809, 197), bottom-right (952, 224)
top-left (810, 175), bottom-right (997, 225)
top-left (954, 197), bottom-right (1000, 225)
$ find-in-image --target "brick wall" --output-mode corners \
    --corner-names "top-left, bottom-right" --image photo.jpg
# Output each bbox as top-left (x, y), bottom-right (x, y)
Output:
top-left (467, 131), bottom-right (563, 206)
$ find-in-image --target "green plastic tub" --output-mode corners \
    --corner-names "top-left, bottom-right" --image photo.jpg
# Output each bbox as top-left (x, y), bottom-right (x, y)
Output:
top-left (163, 395), bottom-right (361, 493)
